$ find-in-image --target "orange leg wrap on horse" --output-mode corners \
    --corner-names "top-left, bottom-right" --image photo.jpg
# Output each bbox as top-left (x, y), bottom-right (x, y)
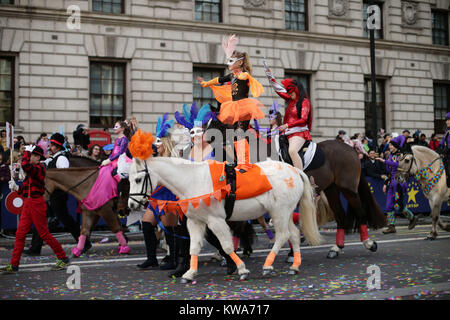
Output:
top-left (292, 251), bottom-right (302, 269)
top-left (190, 255), bottom-right (198, 271)
top-left (229, 252), bottom-right (243, 267)
top-left (263, 251), bottom-right (276, 267)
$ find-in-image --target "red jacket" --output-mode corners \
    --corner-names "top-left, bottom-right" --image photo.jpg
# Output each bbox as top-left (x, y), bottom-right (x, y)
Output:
top-left (429, 140), bottom-right (439, 151)
top-left (275, 91), bottom-right (312, 129)
top-left (18, 151), bottom-right (46, 198)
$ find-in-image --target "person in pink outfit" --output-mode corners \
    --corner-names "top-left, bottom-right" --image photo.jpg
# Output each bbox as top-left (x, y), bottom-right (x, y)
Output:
top-left (74, 121), bottom-right (132, 257)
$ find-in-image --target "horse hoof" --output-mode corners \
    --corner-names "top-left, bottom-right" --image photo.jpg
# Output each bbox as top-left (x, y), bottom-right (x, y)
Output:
top-left (262, 270), bottom-right (271, 276)
top-left (326, 250), bottom-right (339, 259)
top-left (426, 236), bottom-right (436, 241)
top-left (71, 247), bottom-right (82, 257)
top-left (369, 242), bottom-right (378, 252)
top-left (288, 270), bottom-right (298, 275)
top-left (239, 274), bottom-right (249, 281)
top-left (118, 246), bottom-right (130, 254)
top-left (180, 278), bottom-right (192, 284)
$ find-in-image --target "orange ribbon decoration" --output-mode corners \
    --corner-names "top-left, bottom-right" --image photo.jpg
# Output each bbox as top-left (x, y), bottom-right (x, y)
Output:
top-left (148, 184), bottom-right (232, 218)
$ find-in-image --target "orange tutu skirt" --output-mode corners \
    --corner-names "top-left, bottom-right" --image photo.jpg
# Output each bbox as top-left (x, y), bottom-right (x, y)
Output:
top-left (217, 98), bottom-right (265, 124)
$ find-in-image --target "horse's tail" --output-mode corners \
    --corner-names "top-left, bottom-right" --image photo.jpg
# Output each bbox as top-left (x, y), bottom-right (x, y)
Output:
top-left (358, 175), bottom-right (386, 230)
top-left (298, 170), bottom-right (323, 246)
top-left (316, 191), bottom-right (335, 226)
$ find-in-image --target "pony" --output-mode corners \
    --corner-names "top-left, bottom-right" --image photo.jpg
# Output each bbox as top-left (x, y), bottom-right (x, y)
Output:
top-left (45, 166), bottom-right (130, 256)
top-left (128, 156), bottom-right (323, 283)
top-left (397, 145), bottom-right (450, 240)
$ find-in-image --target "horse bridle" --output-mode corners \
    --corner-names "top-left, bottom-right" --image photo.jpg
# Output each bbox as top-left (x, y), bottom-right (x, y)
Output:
top-left (129, 161), bottom-right (154, 208)
top-left (398, 152), bottom-right (440, 177)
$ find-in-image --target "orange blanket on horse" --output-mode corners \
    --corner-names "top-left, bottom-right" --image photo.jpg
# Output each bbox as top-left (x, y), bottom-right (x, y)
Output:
top-left (207, 160), bottom-right (272, 200)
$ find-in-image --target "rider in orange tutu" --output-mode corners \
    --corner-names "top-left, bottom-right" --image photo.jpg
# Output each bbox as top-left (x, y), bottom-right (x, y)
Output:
top-left (198, 35), bottom-right (265, 132)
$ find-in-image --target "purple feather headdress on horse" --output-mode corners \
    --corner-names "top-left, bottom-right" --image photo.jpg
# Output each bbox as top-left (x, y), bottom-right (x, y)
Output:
top-left (174, 102), bottom-right (215, 130)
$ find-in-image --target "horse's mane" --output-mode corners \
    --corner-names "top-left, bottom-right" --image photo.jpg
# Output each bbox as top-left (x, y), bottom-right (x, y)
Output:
top-left (411, 145), bottom-right (438, 158)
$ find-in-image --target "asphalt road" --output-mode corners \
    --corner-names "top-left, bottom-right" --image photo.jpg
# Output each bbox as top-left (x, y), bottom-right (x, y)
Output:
top-left (0, 218), bottom-right (449, 301)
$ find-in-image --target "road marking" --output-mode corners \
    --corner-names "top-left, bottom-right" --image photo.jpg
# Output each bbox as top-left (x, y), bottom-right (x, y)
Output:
top-left (330, 281), bottom-right (450, 300)
top-left (15, 234), bottom-right (450, 269)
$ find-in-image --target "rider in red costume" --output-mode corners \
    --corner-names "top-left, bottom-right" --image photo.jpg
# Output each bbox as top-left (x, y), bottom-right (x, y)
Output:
top-left (264, 61), bottom-right (313, 171)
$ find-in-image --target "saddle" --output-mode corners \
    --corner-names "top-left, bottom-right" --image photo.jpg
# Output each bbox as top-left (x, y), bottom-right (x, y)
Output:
top-left (278, 136), bottom-right (325, 172)
top-left (208, 160), bottom-right (272, 219)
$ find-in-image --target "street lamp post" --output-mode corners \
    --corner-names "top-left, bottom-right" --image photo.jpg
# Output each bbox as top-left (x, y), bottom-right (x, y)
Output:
top-left (367, 2), bottom-right (381, 149)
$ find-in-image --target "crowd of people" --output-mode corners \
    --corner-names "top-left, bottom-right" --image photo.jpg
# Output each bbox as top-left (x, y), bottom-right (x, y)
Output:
top-left (335, 128), bottom-right (443, 180)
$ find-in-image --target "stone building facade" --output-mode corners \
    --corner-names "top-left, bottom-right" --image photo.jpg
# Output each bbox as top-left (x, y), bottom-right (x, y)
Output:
top-left (0, 0), bottom-right (449, 142)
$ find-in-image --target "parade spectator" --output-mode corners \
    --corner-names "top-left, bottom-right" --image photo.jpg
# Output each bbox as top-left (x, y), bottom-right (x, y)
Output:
top-left (103, 144), bottom-right (114, 158)
top-left (378, 133), bottom-right (391, 155)
top-left (88, 144), bottom-right (102, 161)
top-left (364, 150), bottom-right (387, 180)
top-left (36, 133), bottom-right (49, 155)
top-left (429, 133), bottom-right (440, 151)
top-left (0, 153), bottom-right (10, 183)
top-left (362, 137), bottom-right (370, 153)
top-left (336, 130), bottom-right (346, 142)
top-left (417, 133), bottom-right (428, 147)
top-left (14, 136), bottom-right (26, 151)
top-left (73, 124), bottom-right (90, 152)
top-left (0, 130), bottom-right (8, 151)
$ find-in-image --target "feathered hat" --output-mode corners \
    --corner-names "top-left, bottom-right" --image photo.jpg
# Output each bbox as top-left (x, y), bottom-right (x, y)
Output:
top-left (268, 101), bottom-right (282, 121)
top-left (222, 34), bottom-right (238, 60)
top-left (155, 113), bottom-right (175, 146)
top-left (174, 102), bottom-right (215, 130)
top-left (129, 130), bottom-right (155, 160)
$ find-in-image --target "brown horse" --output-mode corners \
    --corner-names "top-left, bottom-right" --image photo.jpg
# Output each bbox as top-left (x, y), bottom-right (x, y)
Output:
top-left (304, 140), bottom-right (386, 258)
top-left (205, 117), bottom-right (386, 258)
top-left (45, 166), bottom-right (130, 257)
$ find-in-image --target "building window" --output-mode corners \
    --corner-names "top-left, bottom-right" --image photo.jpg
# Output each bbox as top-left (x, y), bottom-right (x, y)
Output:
top-left (0, 57), bottom-right (14, 125)
top-left (195, 0), bottom-right (221, 23)
top-left (193, 66), bottom-right (224, 109)
top-left (284, 71), bottom-right (310, 97)
top-left (432, 10), bottom-right (449, 46)
top-left (364, 78), bottom-right (386, 136)
top-left (434, 83), bottom-right (450, 134)
top-left (285, 0), bottom-right (308, 31)
top-left (90, 61), bottom-right (125, 127)
top-left (92, 0), bottom-right (124, 14)
top-left (0, 0), bottom-right (14, 4)
top-left (363, 1), bottom-right (383, 39)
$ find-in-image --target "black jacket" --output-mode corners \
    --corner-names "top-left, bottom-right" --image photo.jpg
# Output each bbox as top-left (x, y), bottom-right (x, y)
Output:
top-left (364, 159), bottom-right (386, 180)
top-left (73, 129), bottom-right (90, 150)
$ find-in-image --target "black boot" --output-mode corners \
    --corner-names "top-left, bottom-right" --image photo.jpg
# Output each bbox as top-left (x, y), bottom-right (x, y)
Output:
top-left (205, 228), bottom-right (237, 275)
top-left (160, 227), bottom-right (177, 270)
top-left (137, 222), bottom-right (159, 269)
top-left (169, 224), bottom-right (190, 278)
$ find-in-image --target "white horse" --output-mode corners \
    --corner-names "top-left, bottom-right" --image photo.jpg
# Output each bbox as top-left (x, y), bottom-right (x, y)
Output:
top-left (128, 156), bottom-right (323, 283)
top-left (398, 145), bottom-right (450, 240)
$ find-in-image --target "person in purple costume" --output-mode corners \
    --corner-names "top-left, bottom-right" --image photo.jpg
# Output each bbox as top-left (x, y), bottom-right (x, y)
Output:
top-left (437, 112), bottom-right (450, 187)
top-left (376, 136), bottom-right (418, 234)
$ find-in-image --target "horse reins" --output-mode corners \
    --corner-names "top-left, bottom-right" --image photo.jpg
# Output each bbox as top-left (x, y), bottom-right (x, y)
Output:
top-left (129, 161), bottom-right (154, 208)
